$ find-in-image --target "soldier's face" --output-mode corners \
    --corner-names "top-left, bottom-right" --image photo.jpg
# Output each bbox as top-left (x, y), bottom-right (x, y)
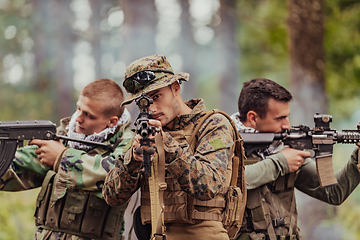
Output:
top-left (146, 84), bottom-right (181, 129)
top-left (255, 98), bottom-right (290, 133)
top-left (74, 95), bottom-right (114, 135)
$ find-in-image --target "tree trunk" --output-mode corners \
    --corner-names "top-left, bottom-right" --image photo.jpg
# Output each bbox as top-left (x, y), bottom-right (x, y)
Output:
top-left (120, 0), bottom-right (157, 65)
top-left (178, 0), bottom-right (197, 101)
top-left (288, 0), bottom-right (327, 125)
top-left (216, 0), bottom-right (240, 115)
top-left (53, 1), bottom-right (75, 119)
top-left (288, 1), bottom-right (340, 239)
top-left (32, 0), bottom-right (75, 121)
top-left (88, 0), bottom-right (103, 79)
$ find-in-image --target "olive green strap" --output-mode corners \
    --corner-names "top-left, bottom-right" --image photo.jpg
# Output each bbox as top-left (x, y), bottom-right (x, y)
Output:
top-left (36, 170), bottom-right (56, 207)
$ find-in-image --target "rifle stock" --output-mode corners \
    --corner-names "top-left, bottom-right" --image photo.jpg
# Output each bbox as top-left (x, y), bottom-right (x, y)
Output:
top-left (241, 113), bottom-right (360, 188)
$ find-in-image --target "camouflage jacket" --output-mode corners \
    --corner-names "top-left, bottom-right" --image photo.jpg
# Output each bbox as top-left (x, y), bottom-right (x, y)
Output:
top-left (103, 98), bottom-right (235, 207)
top-left (0, 116), bottom-right (134, 240)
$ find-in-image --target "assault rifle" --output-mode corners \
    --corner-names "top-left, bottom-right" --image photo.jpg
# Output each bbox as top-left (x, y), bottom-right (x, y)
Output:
top-left (241, 113), bottom-right (360, 187)
top-left (0, 120), bottom-right (122, 178)
top-left (134, 92), bottom-right (158, 175)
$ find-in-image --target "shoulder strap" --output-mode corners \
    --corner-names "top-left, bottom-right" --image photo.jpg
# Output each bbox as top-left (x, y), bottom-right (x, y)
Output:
top-left (187, 110), bottom-right (216, 147)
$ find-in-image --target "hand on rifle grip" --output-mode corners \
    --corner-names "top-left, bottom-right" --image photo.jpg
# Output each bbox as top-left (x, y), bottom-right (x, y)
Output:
top-left (135, 146), bottom-right (155, 155)
top-left (147, 147), bottom-right (155, 155)
top-left (135, 146), bottom-right (144, 155)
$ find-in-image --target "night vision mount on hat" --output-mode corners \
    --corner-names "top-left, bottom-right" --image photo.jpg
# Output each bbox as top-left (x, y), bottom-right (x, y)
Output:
top-left (121, 55), bottom-right (189, 106)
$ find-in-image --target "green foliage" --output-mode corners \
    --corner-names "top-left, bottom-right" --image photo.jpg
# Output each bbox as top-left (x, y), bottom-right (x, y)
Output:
top-left (325, 1), bottom-right (360, 119)
top-left (0, 82), bottom-right (55, 122)
top-left (0, 190), bottom-right (39, 240)
top-left (236, 0), bottom-right (289, 87)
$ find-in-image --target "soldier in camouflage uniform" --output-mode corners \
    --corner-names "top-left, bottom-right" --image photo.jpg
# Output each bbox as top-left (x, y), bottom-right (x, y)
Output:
top-left (231, 78), bottom-right (360, 240)
top-left (0, 79), bottom-right (134, 240)
top-left (102, 55), bottom-right (238, 240)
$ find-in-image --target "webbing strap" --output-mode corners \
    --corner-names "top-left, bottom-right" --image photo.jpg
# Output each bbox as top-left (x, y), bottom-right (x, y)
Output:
top-left (191, 110), bottom-right (214, 143)
top-left (36, 170), bottom-right (56, 207)
top-left (260, 186), bottom-right (277, 240)
top-left (193, 198), bottom-right (226, 208)
top-left (148, 148), bottom-right (159, 238)
top-left (288, 194), bottom-right (297, 236)
top-left (192, 210), bottom-right (222, 221)
top-left (150, 133), bottom-right (167, 240)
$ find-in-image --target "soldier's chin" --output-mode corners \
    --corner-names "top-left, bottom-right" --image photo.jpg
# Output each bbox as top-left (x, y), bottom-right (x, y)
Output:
top-left (75, 126), bottom-right (86, 134)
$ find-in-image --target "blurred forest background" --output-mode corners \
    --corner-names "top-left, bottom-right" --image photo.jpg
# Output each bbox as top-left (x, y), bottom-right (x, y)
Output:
top-left (0, 0), bottom-right (360, 239)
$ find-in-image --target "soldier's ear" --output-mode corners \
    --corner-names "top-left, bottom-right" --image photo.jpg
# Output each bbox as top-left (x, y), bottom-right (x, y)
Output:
top-left (171, 81), bottom-right (181, 95)
top-left (247, 110), bottom-right (258, 128)
top-left (108, 116), bottom-right (119, 128)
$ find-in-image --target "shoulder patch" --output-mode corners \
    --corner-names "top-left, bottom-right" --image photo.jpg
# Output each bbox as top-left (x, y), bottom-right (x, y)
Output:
top-left (209, 137), bottom-right (226, 149)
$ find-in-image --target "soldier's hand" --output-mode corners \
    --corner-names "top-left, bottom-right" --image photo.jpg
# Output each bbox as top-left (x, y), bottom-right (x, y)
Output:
top-left (148, 119), bottom-right (162, 132)
top-left (29, 139), bottom-right (66, 168)
top-left (280, 147), bottom-right (310, 172)
top-left (132, 135), bottom-right (144, 162)
top-left (132, 119), bottom-right (161, 162)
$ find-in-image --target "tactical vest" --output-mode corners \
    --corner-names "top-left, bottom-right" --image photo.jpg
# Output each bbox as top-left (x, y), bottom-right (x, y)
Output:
top-left (239, 154), bottom-right (300, 240)
top-left (140, 110), bottom-right (246, 240)
top-left (34, 170), bottom-right (125, 240)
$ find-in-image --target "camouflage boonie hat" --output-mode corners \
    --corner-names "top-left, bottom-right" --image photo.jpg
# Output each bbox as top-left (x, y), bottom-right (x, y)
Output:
top-left (121, 55), bottom-right (189, 105)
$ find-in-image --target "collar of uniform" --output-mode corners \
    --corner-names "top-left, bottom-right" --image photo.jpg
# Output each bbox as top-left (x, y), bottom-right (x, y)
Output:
top-left (164, 98), bottom-right (205, 131)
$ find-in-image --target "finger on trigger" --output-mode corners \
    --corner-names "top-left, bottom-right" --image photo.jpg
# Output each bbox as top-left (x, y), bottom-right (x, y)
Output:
top-left (28, 139), bottom-right (43, 147)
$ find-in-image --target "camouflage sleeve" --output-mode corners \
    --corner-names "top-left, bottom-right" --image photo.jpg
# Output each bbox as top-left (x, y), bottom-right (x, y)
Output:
top-left (295, 147), bottom-right (360, 205)
top-left (0, 145), bottom-right (50, 191)
top-left (245, 152), bottom-right (289, 190)
top-left (163, 113), bottom-right (235, 201)
top-left (102, 146), bottom-right (142, 206)
top-left (54, 126), bottom-right (134, 196)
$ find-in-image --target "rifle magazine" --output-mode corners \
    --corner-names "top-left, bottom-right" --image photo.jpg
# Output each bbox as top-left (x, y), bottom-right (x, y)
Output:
top-left (316, 155), bottom-right (338, 187)
top-left (0, 140), bottom-right (18, 178)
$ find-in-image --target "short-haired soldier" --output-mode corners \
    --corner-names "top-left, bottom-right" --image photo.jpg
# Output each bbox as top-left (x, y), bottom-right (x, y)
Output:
top-left (231, 78), bottom-right (360, 240)
top-left (0, 79), bottom-right (134, 240)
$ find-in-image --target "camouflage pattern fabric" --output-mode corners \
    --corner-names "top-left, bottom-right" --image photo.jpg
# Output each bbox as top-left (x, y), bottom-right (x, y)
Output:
top-left (122, 55), bottom-right (189, 105)
top-left (103, 98), bottom-right (235, 209)
top-left (0, 117), bottom-right (134, 240)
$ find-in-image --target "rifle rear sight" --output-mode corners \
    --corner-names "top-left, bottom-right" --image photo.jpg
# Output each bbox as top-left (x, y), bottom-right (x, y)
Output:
top-left (314, 113), bottom-right (332, 131)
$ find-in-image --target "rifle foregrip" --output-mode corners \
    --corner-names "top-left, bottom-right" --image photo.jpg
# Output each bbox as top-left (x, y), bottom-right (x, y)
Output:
top-left (0, 140), bottom-right (18, 178)
top-left (316, 155), bottom-right (338, 187)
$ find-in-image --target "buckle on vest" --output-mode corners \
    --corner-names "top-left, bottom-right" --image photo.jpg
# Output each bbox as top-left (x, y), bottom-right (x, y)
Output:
top-left (153, 233), bottom-right (166, 240)
top-left (272, 217), bottom-right (285, 227)
top-left (159, 182), bottom-right (167, 191)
